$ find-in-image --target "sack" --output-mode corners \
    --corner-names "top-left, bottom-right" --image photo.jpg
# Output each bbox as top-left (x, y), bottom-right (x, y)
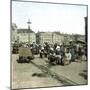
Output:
top-left (63, 59), bottom-right (70, 65)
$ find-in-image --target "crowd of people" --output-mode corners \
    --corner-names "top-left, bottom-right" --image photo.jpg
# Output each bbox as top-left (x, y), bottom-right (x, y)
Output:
top-left (12, 41), bottom-right (87, 65)
top-left (32, 42), bottom-right (86, 65)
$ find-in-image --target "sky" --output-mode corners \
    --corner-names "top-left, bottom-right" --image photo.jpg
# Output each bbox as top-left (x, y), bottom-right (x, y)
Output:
top-left (12, 1), bottom-right (87, 35)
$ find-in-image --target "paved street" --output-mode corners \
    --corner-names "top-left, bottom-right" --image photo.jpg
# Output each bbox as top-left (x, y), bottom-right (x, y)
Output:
top-left (12, 54), bottom-right (87, 89)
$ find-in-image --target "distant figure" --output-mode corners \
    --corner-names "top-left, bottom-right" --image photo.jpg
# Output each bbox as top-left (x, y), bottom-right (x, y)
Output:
top-left (43, 42), bottom-right (50, 57)
top-left (48, 47), bottom-right (56, 65)
top-left (60, 45), bottom-right (65, 64)
top-left (39, 46), bottom-right (44, 58)
top-left (81, 47), bottom-right (86, 61)
top-left (70, 47), bottom-right (76, 62)
top-left (55, 46), bottom-right (62, 64)
top-left (64, 48), bottom-right (72, 65)
top-left (54, 43), bottom-right (57, 51)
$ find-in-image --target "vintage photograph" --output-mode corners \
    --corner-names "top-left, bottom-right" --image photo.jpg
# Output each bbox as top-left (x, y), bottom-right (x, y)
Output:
top-left (11, 0), bottom-right (88, 89)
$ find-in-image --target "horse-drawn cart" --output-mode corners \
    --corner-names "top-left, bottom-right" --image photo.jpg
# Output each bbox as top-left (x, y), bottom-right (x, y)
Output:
top-left (17, 47), bottom-right (34, 63)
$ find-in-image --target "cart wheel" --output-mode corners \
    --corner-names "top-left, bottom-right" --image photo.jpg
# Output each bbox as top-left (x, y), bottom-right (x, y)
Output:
top-left (19, 56), bottom-right (23, 63)
top-left (26, 58), bottom-right (30, 63)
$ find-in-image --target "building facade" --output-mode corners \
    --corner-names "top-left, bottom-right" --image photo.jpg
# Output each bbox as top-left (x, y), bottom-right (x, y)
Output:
top-left (17, 29), bottom-right (36, 44)
top-left (11, 23), bottom-right (17, 43)
top-left (36, 32), bottom-right (65, 45)
top-left (39, 32), bottom-right (53, 45)
top-left (53, 32), bottom-right (64, 45)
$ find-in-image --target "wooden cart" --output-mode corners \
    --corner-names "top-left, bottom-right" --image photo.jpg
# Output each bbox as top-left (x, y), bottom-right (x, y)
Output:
top-left (17, 47), bottom-right (34, 63)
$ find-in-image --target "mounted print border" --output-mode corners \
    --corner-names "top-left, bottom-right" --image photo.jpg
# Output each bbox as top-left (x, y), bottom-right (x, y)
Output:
top-left (11, 0), bottom-right (88, 89)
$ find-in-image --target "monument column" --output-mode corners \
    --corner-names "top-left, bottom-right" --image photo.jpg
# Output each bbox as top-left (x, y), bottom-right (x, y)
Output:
top-left (27, 19), bottom-right (31, 44)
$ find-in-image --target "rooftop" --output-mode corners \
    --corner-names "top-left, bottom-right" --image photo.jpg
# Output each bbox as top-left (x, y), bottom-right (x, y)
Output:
top-left (17, 29), bottom-right (35, 33)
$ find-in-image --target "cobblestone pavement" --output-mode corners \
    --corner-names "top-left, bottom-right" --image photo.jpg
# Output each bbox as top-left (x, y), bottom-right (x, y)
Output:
top-left (12, 54), bottom-right (87, 89)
